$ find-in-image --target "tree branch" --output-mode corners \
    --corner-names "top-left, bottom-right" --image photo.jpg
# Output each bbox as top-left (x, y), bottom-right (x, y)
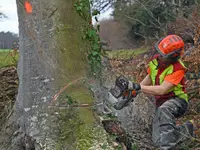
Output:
top-left (125, 15), bottom-right (146, 26)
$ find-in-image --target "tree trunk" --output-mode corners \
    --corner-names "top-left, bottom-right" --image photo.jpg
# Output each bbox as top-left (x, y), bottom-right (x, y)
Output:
top-left (0, 0), bottom-right (104, 149)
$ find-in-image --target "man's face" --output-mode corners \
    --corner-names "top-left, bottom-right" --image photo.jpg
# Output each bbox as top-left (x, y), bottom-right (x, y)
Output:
top-left (157, 55), bottom-right (171, 64)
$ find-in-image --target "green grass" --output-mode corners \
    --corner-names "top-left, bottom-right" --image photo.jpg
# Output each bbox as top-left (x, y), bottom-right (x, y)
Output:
top-left (105, 47), bottom-right (149, 59)
top-left (0, 49), bottom-right (12, 52)
top-left (0, 49), bottom-right (19, 68)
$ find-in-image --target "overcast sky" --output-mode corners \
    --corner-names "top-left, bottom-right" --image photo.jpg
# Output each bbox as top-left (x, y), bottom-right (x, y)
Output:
top-left (0, 1), bottom-right (112, 34)
top-left (0, 0), bottom-right (18, 34)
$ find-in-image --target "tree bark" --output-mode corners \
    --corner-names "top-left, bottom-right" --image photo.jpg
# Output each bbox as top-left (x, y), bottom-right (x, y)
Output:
top-left (0, 0), bottom-right (103, 149)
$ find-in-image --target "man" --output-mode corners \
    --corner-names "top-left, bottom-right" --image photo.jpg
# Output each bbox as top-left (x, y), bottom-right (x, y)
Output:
top-left (128, 35), bottom-right (194, 149)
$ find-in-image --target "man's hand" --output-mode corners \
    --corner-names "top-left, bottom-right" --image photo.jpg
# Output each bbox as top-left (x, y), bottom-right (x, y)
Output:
top-left (128, 81), bottom-right (141, 91)
top-left (123, 81), bottom-right (141, 98)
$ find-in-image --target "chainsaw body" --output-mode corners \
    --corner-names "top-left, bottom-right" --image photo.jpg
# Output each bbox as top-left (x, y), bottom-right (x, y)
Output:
top-left (103, 76), bottom-right (138, 114)
top-left (103, 89), bottom-right (137, 114)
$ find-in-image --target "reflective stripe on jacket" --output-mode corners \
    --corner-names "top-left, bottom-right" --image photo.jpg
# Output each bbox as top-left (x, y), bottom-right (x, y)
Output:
top-left (149, 58), bottom-right (188, 107)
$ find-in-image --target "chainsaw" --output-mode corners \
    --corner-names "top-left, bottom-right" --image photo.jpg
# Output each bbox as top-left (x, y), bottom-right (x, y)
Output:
top-left (103, 76), bottom-right (139, 114)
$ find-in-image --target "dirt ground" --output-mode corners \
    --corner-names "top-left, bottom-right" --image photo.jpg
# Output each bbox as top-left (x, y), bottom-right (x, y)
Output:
top-left (0, 66), bottom-right (18, 129)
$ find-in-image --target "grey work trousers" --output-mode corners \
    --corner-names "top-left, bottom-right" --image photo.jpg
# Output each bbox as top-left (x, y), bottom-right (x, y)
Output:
top-left (152, 98), bottom-right (189, 150)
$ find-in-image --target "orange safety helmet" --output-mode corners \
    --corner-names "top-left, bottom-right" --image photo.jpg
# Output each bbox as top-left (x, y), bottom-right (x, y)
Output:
top-left (155, 35), bottom-right (185, 61)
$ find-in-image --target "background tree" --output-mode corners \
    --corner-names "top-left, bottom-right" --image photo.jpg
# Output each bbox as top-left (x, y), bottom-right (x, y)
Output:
top-left (112, 0), bottom-right (199, 45)
top-left (0, 32), bottom-right (19, 49)
top-left (0, 10), bottom-right (7, 20)
top-left (0, 0), bottom-right (106, 149)
top-left (93, 0), bottom-right (199, 46)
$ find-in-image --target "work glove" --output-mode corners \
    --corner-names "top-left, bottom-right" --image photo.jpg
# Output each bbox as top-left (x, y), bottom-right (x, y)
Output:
top-left (127, 81), bottom-right (141, 97)
top-left (128, 81), bottom-right (141, 91)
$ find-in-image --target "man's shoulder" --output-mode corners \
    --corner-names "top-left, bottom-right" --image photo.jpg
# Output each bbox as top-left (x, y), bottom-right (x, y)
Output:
top-left (148, 54), bottom-right (159, 63)
top-left (173, 60), bottom-right (187, 72)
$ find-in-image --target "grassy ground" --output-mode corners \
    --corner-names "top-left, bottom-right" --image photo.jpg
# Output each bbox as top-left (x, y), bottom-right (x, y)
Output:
top-left (0, 49), bottom-right (19, 68)
top-left (105, 47), bottom-right (149, 59)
